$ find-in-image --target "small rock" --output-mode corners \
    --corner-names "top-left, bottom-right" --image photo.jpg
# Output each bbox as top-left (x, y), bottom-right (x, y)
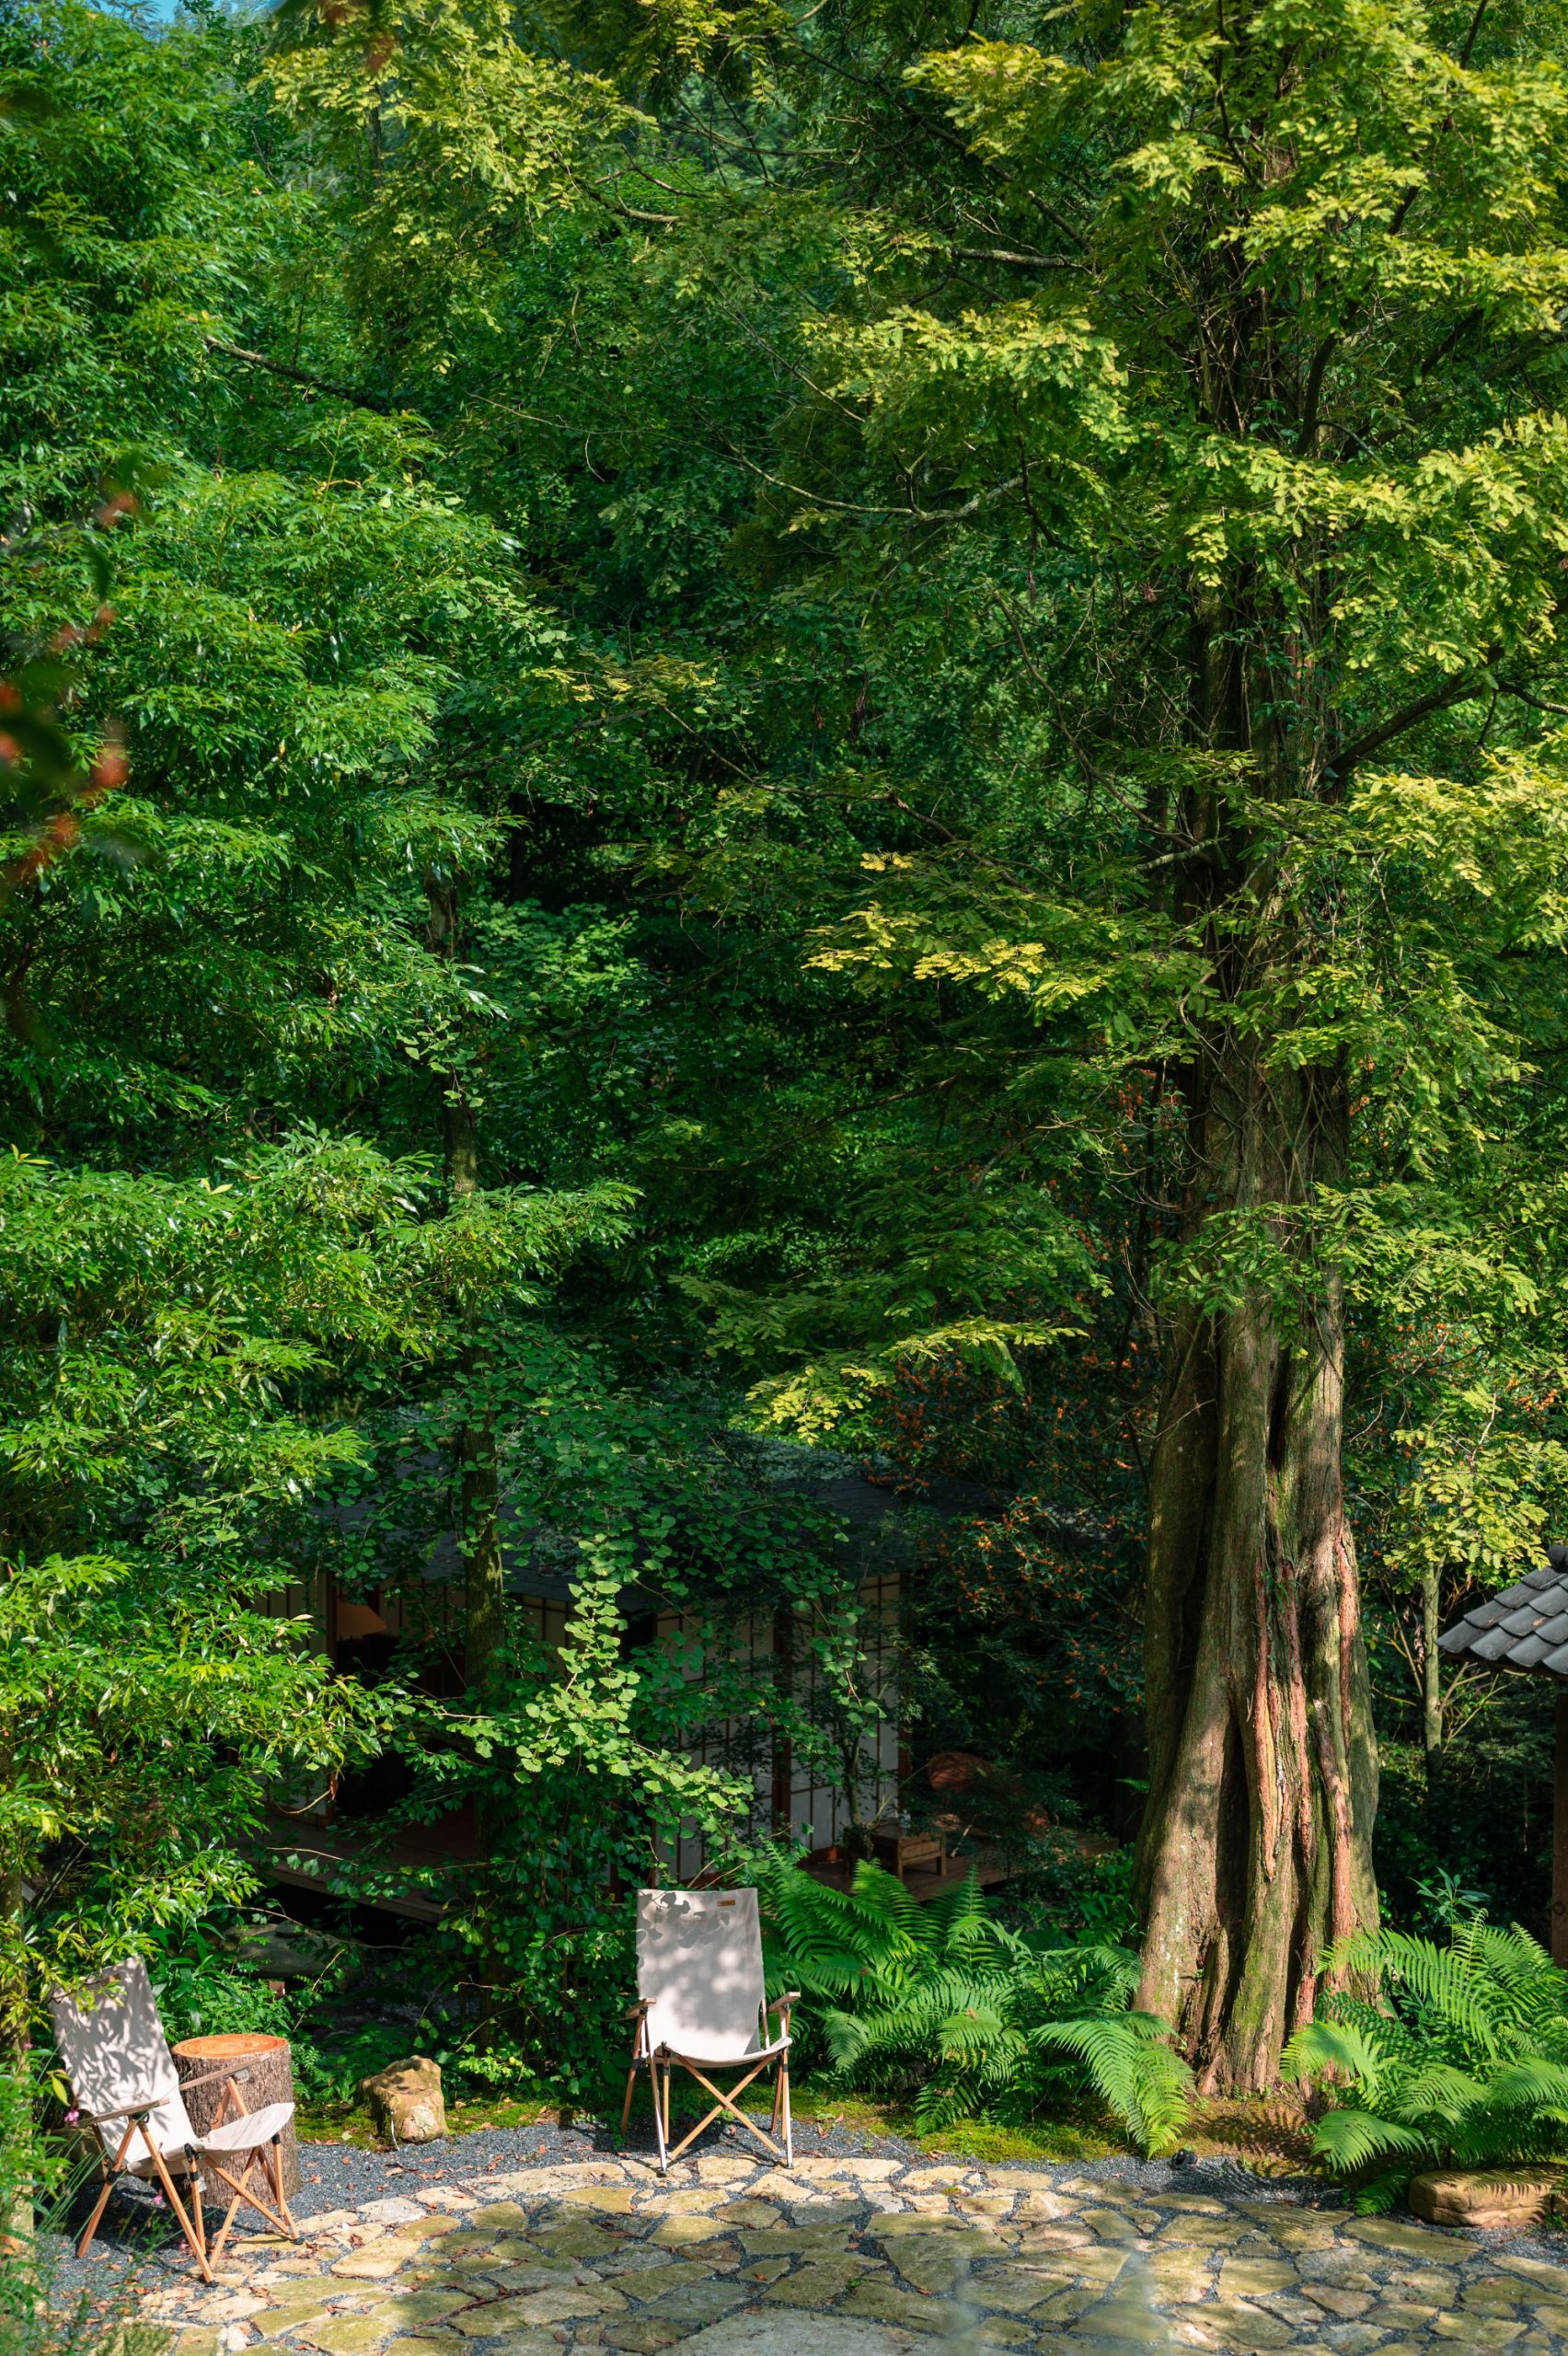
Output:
top-left (1409, 2170), bottom-right (1561, 2232)
top-left (360, 2059), bottom-right (446, 2146)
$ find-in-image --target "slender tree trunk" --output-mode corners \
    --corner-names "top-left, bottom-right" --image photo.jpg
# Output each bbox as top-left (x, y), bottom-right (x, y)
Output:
top-left (424, 872), bottom-right (505, 1706)
top-left (1421, 1564), bottom-right (1443, 1805)
top-left (459, 1426), bottom-right (505, 1706)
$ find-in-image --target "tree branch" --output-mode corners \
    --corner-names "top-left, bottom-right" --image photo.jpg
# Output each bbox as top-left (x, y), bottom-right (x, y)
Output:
top-left (1496, 677), bottom-right (1568, 720)
top-left (949, 245), bottom-right (1079, 271)
top-left (721, 445), bottom-right (1024, 525)
top-left (1329, 669), bottom-right (1485, 782)
top-left (202, 335), bottom-right (393, 414)
top-left (1458, 0), bottom-right (1493, 66)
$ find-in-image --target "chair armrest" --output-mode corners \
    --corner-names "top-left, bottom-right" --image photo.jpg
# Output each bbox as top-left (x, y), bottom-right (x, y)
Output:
top-left (86, 2062), bottom-right (251, 2127)
top-left (768, 1991), bottom-right (801, 2010)
top-left (83, 2096), bottom-right (158, 2128)
top-left (625, 1998), bottom-right (652, 2019)
top-left (178, 2064), bottom-right (252, 2096)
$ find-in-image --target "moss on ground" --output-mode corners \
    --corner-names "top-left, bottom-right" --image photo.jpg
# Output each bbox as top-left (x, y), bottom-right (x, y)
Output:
top-left (298, 2080), bottom-right (1123, 2161)
top-left (301, 2072), bottom-right (1321, 2176)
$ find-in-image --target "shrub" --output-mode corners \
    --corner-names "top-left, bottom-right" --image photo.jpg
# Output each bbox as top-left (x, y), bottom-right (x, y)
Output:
top-left (151, 1956), bottom-right (295, 2050)
top-left (1284, 1919), bottom-right (1568, 2210)
top-left (754, 1854), bottom-right (1191, 2155)
top-left (144, 1932), bottom-right (355, 2105)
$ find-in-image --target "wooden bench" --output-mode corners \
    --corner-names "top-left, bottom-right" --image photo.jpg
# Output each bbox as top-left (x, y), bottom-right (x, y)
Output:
top-left (870, 1829), bottom-right (948, 1882)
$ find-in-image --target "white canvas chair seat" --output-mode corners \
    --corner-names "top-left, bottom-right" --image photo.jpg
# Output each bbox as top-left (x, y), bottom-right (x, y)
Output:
top-left (622, 1888), bottom-right (798, 2173)
top-left (50, 1958), bottom-right (299, 2281)
top-left (198, 2100), bottom-right (295, 2153)
top-left (110, 2099), bottom-right (294, 2179)
top-left (656, 2031), bottom-right (790, 2069)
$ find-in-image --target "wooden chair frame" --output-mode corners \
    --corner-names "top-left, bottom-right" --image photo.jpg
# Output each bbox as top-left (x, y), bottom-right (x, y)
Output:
top-left (621, 1991), bottom-right (799, 2173)
top-left (75, 2062), bottom-right (298, 2281)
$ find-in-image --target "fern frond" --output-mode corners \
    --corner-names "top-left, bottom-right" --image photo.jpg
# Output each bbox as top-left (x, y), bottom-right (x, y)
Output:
top-left (748, 1855), bottom-right (1191, 2154)
top-left (1310, 2106), bottom-right (1435, 2174)
top-left (1283, 2017), bottom-right (1392, 2098)
top-left (1032, 2012), bottom-right (1193, 2157)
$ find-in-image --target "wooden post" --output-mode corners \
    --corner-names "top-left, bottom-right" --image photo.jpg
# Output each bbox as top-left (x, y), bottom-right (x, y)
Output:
top-left (1554, 1691), bottom-right (1568, 1967)
top-left (173, 2032), bottom-right (299, 2199)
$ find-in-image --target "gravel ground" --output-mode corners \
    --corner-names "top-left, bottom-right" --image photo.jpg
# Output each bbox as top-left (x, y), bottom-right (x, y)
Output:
top-left (55, 2113), bottom-right (1344, 2240)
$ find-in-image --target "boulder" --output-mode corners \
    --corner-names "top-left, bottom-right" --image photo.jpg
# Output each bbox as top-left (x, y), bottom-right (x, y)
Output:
top-left (361, 2055), bottom-right (446, 2144)
top-left (1408, 2167), bottom-right (1561, 2230)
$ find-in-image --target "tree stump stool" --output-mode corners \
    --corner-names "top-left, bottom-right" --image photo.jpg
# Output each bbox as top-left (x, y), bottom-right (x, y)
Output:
top-left (172, 2032), bottom-right (300, 2201)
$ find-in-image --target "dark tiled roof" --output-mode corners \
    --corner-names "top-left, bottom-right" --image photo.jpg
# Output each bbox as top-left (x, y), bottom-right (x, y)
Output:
top-left (1438, 1556), bottom-right (1568, 1680)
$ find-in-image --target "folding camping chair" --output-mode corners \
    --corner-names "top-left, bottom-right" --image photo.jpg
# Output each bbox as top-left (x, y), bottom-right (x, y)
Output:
top-left (621, 1887), bottom-right (799, 2173)
top-left (51, 1957), bottom-right (299, 2281)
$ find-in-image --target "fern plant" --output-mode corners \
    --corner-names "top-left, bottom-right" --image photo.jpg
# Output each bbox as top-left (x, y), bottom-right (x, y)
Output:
top-left (753, 1854), bottom-right (1191, 2155)
top-left (1283, 1919), bottom-right (1568, 2211)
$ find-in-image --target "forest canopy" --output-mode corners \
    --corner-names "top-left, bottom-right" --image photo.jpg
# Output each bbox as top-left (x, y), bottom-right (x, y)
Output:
top-left (6, 0), bottom-right (1568, 2104)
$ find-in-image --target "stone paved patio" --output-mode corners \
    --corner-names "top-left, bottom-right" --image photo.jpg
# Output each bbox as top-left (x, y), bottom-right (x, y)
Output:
top-left (121, 2151), bottom-right (1568, 2356)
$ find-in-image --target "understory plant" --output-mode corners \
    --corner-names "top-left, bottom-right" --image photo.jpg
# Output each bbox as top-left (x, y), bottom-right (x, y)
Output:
top-left (0, 2056), bottom-right (119, 2356)
top-left (754, 1856), bottom-right (1191, 2155)
top-left (1284, 1921), bottom-right (1568, 2211)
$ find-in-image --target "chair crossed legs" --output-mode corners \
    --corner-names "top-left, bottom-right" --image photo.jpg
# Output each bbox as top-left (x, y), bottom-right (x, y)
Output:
top-left (622, 1887), bottom-right (798, 2173)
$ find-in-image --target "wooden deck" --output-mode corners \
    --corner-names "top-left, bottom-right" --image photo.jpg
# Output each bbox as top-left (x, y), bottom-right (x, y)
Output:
top-left (800, 1841), bottom-right (1009, 1901)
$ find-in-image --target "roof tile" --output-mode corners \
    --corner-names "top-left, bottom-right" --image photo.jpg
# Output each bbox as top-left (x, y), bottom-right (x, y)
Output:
top-left (1440, 1564), bottom-right (1568, 1680)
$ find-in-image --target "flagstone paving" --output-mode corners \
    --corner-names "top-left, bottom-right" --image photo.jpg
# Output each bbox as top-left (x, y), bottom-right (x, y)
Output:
top-left (115, 2152), bottom-right (1568, 2356)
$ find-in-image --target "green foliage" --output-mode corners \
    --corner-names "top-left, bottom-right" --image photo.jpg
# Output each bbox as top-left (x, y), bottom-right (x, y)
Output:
top-left (148, 1946), bottom-right (295, 2054)
top-left (1007, 1848), bottom-right (1142, 1953)
top-left (294, 2022), bottom-right (421, 2109)
top-left (755, 1857), bottom-right (1191, 2155)
top-left (138, 1927), bottom-right (454, 2108)
top-left (17, 0), bottom-right (1568, 2111)
top-left (1286, 1921), bottom-right (1568, 2211)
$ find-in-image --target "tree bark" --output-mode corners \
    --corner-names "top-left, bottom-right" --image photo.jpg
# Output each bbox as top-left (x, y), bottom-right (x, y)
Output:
top-left (1135, 1054), bottom-right (1378, 2090)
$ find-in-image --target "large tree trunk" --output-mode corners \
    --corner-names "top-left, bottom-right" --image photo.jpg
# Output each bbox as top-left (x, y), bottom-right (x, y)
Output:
top-left (1135, 1044), bottom-right (1378, 2089)
top-left (1133, 582), bottom-right (1381, 2089)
